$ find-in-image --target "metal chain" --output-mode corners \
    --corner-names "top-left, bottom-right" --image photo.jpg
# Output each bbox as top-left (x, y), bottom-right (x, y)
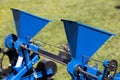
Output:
top-left (102, 60), bottom-right (118, 80)
top-left (26, 36), bottom-right (63, 49)
top-left (26, 36), bottom-right (70, 52)
top-left (102, 61), bottom-right (110, 80)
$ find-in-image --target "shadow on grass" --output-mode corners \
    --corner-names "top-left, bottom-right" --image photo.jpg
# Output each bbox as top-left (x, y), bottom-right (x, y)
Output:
top-left (115, 5), bottom-right (120, 9)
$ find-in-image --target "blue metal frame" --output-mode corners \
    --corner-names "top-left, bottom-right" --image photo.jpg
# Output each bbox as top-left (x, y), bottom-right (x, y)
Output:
top-left (3, 9), bottom-right (53, 80)
top-left (62, 20), bottom-right (120, 80)
top-left (2, 9), bottom-right (120, 80)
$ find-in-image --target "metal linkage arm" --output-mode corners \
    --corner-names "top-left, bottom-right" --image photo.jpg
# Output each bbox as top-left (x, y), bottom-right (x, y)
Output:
top-left (21, 43), bottom-right (69, 66)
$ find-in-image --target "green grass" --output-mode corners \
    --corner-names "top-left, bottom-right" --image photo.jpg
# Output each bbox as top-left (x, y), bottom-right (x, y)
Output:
top-left (0, 0), bottom-right (120, 80)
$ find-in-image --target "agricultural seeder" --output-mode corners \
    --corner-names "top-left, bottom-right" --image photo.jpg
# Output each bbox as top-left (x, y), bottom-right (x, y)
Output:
top-left (0, 8), bottom-right (120, 80)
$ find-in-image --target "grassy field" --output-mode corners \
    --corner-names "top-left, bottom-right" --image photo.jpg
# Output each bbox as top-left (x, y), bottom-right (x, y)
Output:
top-left (0, 0), bottom-right (120, 80)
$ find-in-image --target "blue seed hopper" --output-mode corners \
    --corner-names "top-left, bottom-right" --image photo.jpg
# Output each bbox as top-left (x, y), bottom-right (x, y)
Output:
top-left (62, 20), bottom-right (113, 64)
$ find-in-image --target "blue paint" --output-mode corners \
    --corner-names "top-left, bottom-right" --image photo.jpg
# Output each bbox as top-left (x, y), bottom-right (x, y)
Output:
top-left (12, 8), bottom-right (51, 41)
top-left (3, 9), bottom-right (54, 80)
top-left (62, 19), bottom-right (120, 80)
top-left (62, 20), bottom-right (114, 65)
top-left (2, 8), bottom-right (120, 80)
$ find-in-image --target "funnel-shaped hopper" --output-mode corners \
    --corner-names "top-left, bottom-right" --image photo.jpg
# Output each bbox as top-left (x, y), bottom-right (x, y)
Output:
top-left (11, 8), bottom-right (51, 41)
top-left (62, 20), bottom-right (114, 64)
